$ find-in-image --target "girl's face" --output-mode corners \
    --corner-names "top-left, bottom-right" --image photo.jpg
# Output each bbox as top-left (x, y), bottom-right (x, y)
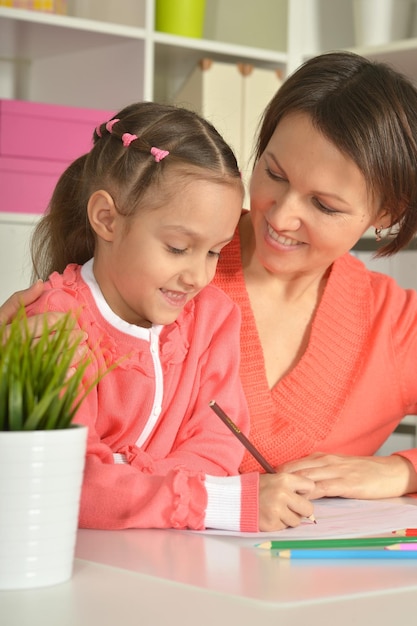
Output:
top-left (249, 112), bottom-right (384, 278)
top-left (93, 177), bottom-right (242, 327)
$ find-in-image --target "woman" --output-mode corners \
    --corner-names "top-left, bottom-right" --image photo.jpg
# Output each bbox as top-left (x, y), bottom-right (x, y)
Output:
top-left (213, 51), bottom-right (417, 507)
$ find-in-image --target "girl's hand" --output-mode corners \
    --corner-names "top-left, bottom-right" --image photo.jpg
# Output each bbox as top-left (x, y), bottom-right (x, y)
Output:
top-left (258, 472), bottom-right (316, 531)
top-left (278, 452), bottom-right (417, 499)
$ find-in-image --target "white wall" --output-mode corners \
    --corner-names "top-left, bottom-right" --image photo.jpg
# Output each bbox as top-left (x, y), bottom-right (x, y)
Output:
top-left (0, 214), bottom-right (39, 303)
top-left (203, 0), bottom-right (287, 50)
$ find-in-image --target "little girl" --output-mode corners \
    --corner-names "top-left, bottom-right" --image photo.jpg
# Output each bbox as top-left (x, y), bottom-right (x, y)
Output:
top-left (26, 102), bottom-right (259, 531)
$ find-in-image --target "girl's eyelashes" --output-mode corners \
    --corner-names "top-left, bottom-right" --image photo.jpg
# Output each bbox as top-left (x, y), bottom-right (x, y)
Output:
top-left (167, 245), bottom-right (187, 255)
top-left (167, 246), bottom-right (221, 258)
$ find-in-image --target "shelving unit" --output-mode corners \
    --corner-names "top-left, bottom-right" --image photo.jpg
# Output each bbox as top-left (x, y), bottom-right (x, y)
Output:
top-left (0, 7), bottom-right (147, 108)
top-left (0, 0), bottom-right (288, 109)
top-left (1, 0), bottom-right (417, 111)
top-left (2, 0), bottom-right (417, 302)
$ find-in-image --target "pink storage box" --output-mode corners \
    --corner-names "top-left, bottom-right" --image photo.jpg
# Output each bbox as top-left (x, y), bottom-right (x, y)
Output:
top-left (0, 99), bottom-right (114, 214)
top-left (0, 99), bottom-right (114, 162)
top-left (0, 156), bottom-right (65, 214)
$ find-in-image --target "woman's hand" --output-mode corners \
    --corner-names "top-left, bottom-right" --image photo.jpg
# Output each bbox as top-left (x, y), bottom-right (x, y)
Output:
top-left (258, 472), bottom-right (316, 531)
top-left (0, 281), bottom-right (45, 325)
top-left (278, 452), bottom-right (417, 499)
top-left (0, 283), bottom-right (88, 371)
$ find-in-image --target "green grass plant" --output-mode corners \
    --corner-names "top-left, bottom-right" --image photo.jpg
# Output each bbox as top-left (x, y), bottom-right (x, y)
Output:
top-left (0, 307), bottom-right (95, 430)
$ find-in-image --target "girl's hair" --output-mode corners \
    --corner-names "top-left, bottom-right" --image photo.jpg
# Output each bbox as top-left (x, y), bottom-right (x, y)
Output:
top-left (31, 101), bottom-right (242, 280)
top-left (254, 51), bottom-right (417, 256)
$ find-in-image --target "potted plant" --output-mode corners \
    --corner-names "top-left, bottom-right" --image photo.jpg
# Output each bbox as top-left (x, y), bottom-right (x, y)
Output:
top-left (0, 307), bottom-right (95, 590)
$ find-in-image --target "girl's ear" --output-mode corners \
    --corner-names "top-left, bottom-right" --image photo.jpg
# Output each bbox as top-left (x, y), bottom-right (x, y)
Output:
top-left (87, 190), bottom-right (118, 242)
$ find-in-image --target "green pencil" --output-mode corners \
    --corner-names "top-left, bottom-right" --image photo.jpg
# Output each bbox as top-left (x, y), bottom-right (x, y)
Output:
top-left (256, 536), bottom-right (417, 550)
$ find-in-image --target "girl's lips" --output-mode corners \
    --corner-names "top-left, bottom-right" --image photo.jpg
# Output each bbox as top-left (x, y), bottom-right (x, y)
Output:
top-left (266, 222), bottom-right (304, 248)
top-left (160, 288), bottom-right (189, 308)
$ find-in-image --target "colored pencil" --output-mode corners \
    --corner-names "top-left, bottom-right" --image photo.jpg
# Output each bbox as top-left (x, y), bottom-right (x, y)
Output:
top-left (385, 543), bottom-right (417, 551)
top-left (392, 528), bottom-right (417, 537)
top-left (209, 400), bottom-right (276, 473)
top-left (208, 400), bottom-right (317, 525)
top-left (256, 536), bottom-right (417, 550)
top-left (277, 548), bottom-right (417, 560)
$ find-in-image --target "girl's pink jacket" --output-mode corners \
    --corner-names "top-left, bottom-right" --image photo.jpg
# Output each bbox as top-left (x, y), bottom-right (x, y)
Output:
top-left (26, 262), bottom-right (258, 531)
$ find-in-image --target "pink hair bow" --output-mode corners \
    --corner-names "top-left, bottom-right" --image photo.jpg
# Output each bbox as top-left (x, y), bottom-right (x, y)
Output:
top-left (106, 118), bottom-right (120, 133)
top-left (122, 133), bottom-right (138, 147)
top-left (151, 146), bottom-right (169, 162)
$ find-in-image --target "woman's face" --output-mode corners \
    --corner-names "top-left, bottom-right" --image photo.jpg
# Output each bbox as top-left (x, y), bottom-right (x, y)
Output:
top-left (249, 112), bottom-right (383, 278)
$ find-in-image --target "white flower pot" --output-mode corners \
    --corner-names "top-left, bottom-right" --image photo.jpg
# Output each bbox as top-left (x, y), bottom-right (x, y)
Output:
top-left (0, 425), bottom-right (87, 590)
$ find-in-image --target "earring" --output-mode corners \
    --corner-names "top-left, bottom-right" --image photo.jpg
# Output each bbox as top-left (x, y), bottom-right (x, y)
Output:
top-left (375, 226), bottom-right (383, 242)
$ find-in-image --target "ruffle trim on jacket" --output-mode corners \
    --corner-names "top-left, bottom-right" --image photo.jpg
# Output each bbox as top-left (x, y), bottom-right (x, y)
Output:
top-left (48, 264), bottom-right (191, 370)
top-left (170, 468), bottom-right (207, 530)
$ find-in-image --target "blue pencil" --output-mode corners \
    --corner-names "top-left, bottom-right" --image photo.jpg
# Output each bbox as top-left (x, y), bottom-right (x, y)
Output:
top-left (277, 549), bottom-right (417, 560)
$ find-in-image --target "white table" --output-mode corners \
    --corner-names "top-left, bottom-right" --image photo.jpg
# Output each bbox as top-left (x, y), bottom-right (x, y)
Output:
top-left (2, 498), bottom-right (417, 626)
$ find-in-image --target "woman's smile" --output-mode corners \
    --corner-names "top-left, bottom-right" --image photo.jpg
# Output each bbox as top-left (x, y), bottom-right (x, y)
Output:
top-left (266, 221), bottom-right (304, 249)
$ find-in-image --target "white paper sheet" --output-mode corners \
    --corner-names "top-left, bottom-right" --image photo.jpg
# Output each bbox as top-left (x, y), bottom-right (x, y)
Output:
top-left (203, 498), bottom-right (417, 539)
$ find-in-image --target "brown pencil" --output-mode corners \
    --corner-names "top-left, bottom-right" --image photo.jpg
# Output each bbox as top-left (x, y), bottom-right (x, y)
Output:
top-left (209, 400), bottom-right (276, 473)
top-left (209, 399), bottom-right (317, 523)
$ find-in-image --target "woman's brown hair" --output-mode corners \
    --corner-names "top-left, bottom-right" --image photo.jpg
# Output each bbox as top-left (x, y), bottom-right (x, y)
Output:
top-left (254, 51), bottom-right (417, 256)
